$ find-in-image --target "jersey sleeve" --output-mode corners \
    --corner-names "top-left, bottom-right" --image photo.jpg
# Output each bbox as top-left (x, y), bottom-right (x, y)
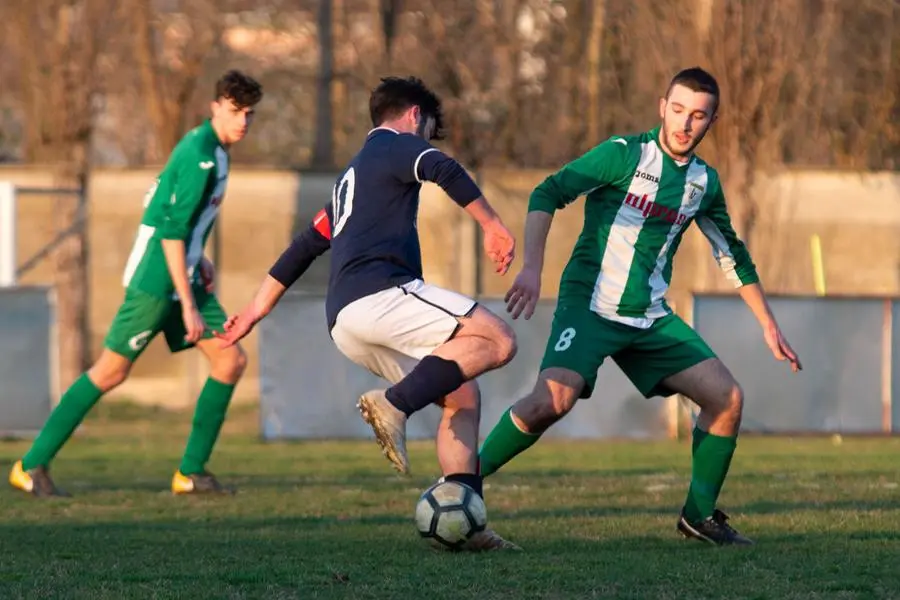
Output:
top-left (388, 134), bottom-right (482, 206)
top-left (158, 146), bottom-right (215, 240)
top-left (528, 137), bottom-right (634, 213)
top-left (694, 178), bottom-right (760, 287)
top-left (268, 204), bottom-right (332, 288)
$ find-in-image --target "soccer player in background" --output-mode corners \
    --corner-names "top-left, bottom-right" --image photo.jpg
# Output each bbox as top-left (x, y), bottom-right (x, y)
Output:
top-left (9, 70), bottom-right (264, 497)
top-left (218, 76), bottom-right (521, 550)
top-left (477, 67), bottom-right (802, 545)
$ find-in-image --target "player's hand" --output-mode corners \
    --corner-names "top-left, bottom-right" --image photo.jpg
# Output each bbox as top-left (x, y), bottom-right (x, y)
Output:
top-left (763, 321), bottom-right (802, 372)
top-left (199, 257), bottom-right (216, 293)
top-left (482, 220), bottom-right (515, 275)
top-left (182, 303), bottom-right (207, 344)
top-left (505, 265), bottom-right (541, 320)
top-left (215, 306), bottom-right (258, 348)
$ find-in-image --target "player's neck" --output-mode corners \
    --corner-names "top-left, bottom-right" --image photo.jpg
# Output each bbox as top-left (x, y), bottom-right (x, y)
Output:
top-left (209, 119), bottom-right (232, 149)
top-left (376, 119), bottom-right (415, 135)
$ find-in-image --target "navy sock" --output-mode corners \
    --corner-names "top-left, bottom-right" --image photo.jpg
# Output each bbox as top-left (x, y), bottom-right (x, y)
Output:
top-left (445, 472), bottom-right (484, 498)
top-left (385, 355), bottom-right (465, 417)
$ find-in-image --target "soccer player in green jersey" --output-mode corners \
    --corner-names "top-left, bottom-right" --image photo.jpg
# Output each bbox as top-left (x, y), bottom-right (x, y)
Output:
top-left (8, 70), bottom-right (263, 497)
top-left (478, 67), bottom-right (802, 545)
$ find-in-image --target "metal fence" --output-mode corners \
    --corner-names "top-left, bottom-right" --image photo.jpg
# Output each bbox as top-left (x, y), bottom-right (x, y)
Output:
top-left (259, 292), bottom-right (900, 440)
top-left (0, 287), bottom-right (55, 435)
top-left (693, 295), bottom-right (889, 434)
top-left (259, 293), bottom-right (671, 441)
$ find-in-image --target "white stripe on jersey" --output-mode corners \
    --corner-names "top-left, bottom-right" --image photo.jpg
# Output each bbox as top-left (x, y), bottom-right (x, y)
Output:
top-left (696, 215), bottom-right (741, 286)
top-left (590, 142), bottom-right (663, 328)
top-left (186, 147), bottom-right (229, 276)
top-left (645, 160), bottom-right (708, 311)
top-left (122, 224), bottom-right (155, 287)
top-left (413, 148), bottom-right (440, 183)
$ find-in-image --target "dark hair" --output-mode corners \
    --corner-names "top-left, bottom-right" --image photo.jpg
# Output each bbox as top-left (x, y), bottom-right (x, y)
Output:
top-left (666, 67), bottom-right (720, 112)
top-left (215, 70), bottom-right (263, 109)
top-left (369, 76), bottom-right (445, 140)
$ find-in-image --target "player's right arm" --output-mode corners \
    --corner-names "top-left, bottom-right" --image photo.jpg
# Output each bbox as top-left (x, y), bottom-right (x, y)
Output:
top-left (159, 147), bottom-right (216, 342)
top-left (507, 139), bottom-right (631, 320)
top-left (217, 206), bottom-right (332, 347)
top-left (389, 134), bottom-right (515, 274)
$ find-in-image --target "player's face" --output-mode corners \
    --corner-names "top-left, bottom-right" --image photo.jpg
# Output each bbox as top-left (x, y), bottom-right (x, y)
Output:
top-left (211, 97), bottom-right (256, 145)
top-left (658, 84), bottom-right (718, 159)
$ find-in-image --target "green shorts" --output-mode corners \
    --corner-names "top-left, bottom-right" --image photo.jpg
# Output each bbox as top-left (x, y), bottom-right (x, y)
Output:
top-left (104, 287), bottom-right (228, 361)
top-left (539, 303), bottom-right (717, 399)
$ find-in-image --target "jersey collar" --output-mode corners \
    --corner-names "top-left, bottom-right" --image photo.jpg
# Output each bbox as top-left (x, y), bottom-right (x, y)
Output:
top-left (367, 126), bottom-right (400, 137)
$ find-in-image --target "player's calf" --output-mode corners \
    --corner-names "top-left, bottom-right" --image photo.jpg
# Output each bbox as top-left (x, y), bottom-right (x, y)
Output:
top-left (435, 381), bottom-right (481, 476)
top-left (660, 359), bottom-right (746, 533)
top-left (479, 368), bottom-right (584, 477)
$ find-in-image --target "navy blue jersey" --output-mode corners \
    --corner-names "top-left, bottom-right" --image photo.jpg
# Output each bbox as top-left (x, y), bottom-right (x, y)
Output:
top-left (269, 127), bottom-right (483, 329)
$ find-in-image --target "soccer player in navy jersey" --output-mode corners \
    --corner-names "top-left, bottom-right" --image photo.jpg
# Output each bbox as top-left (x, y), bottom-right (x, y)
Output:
top-left (218, 76), bottom-right (521, 550)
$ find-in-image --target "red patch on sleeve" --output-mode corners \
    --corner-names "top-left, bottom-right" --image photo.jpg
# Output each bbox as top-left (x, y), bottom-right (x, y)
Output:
top-left (312, 209), bottom-right (331, 240)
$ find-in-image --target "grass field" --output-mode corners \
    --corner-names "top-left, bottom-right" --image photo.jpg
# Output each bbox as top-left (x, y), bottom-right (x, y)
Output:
top-left (1, 403), bottom-right (898, 600)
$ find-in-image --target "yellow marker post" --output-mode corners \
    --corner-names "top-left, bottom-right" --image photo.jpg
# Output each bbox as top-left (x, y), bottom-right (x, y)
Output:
top-left (810, 234), bottom-right (826, 296)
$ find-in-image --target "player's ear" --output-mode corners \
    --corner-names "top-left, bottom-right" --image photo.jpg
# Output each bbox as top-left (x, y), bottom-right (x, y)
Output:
top-left (658, 96), bottom-right (667, 119)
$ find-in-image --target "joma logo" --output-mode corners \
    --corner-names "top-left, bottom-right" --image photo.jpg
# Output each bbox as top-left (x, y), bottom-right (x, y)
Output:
top-left (634, 170), bottom-right (660, 184)
top-left (624, 193), bottom-right (686, 225)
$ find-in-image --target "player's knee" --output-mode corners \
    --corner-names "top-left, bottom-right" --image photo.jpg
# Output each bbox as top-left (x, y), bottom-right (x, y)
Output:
top-left (493, 321), bottom-right (517, 367)
top-left (726, 382), bottom-right (744, 419)
top-left (514, 372), bottom-right (578, 433)
top-left (87, 351), bottom-right (132, 392)
top-left (213, 346), bottom-right (247, 382)
top-left (90, 367), bottom-right (129, 392)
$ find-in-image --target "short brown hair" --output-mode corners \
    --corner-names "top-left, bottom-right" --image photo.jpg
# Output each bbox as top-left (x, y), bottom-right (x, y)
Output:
top-left (666, 67), bottom-right (720, 112)
top-left (369, 76), bottom-right (445, 140)
top-left (215, 70), bottom-right (263, 109)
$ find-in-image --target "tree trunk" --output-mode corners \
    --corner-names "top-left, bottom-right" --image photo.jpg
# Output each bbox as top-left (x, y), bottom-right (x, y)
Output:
top-left (313, 0), bottom-right (335, 169)
top-left (54, 174), bottom-right (90, 390)
top-left (586, 0), bottom-right (605, 146)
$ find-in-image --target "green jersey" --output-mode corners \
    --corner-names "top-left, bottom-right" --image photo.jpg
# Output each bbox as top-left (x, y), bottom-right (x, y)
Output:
top-left (122, 120), bottom-right (229, 299)
top-left (530, 126), bottom-right (758, 329)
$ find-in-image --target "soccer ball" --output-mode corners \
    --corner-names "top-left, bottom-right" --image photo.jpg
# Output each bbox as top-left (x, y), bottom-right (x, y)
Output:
top-left (414, 479), bottom-right (487, 550)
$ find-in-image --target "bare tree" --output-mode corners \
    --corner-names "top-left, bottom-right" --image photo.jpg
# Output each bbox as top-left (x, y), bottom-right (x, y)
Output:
top-left (4, 0), bottom-right (118, 388)
top-left (128, 0), bottom-right (227, 161)
top-left (312, 0), bottom-right (335, 168)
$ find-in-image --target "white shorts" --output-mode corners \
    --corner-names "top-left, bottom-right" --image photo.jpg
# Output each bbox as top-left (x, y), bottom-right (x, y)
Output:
top-left (331, 279), bottom-right (476, 384)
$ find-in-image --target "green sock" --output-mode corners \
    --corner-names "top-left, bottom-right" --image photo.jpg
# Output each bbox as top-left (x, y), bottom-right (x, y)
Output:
top-left (179, 378), bottom-right (236, 475)
top-left (683, 426), bottom-right (737, 523)
top-left (478, 409), bottom-right (541, 477)
top-left (22, 374), bottom-right (103, 470)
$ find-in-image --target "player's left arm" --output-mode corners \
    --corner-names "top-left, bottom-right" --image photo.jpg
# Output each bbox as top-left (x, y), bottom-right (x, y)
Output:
top-left (695, 181), bottom-right (802, 372)
top-left (391, 135), bottom-right (515, 274)
top-left (217, 205), bottom-right (332, 347)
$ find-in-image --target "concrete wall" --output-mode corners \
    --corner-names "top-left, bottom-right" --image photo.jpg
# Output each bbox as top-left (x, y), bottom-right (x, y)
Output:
top-left (3, 165), bottom-right (899, 406)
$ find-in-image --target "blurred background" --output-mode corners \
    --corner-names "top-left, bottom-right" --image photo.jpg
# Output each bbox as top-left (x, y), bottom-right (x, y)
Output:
top-left (0, 0), bottom-right (898, 439)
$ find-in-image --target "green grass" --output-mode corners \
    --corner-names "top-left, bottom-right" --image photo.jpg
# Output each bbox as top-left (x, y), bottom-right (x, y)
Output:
top-left (1, 404), bottom-right (898, 599)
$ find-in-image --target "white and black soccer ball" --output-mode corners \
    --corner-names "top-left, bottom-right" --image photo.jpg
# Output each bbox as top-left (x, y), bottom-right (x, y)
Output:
top-left (414, 479), bottom-right (487, 550)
